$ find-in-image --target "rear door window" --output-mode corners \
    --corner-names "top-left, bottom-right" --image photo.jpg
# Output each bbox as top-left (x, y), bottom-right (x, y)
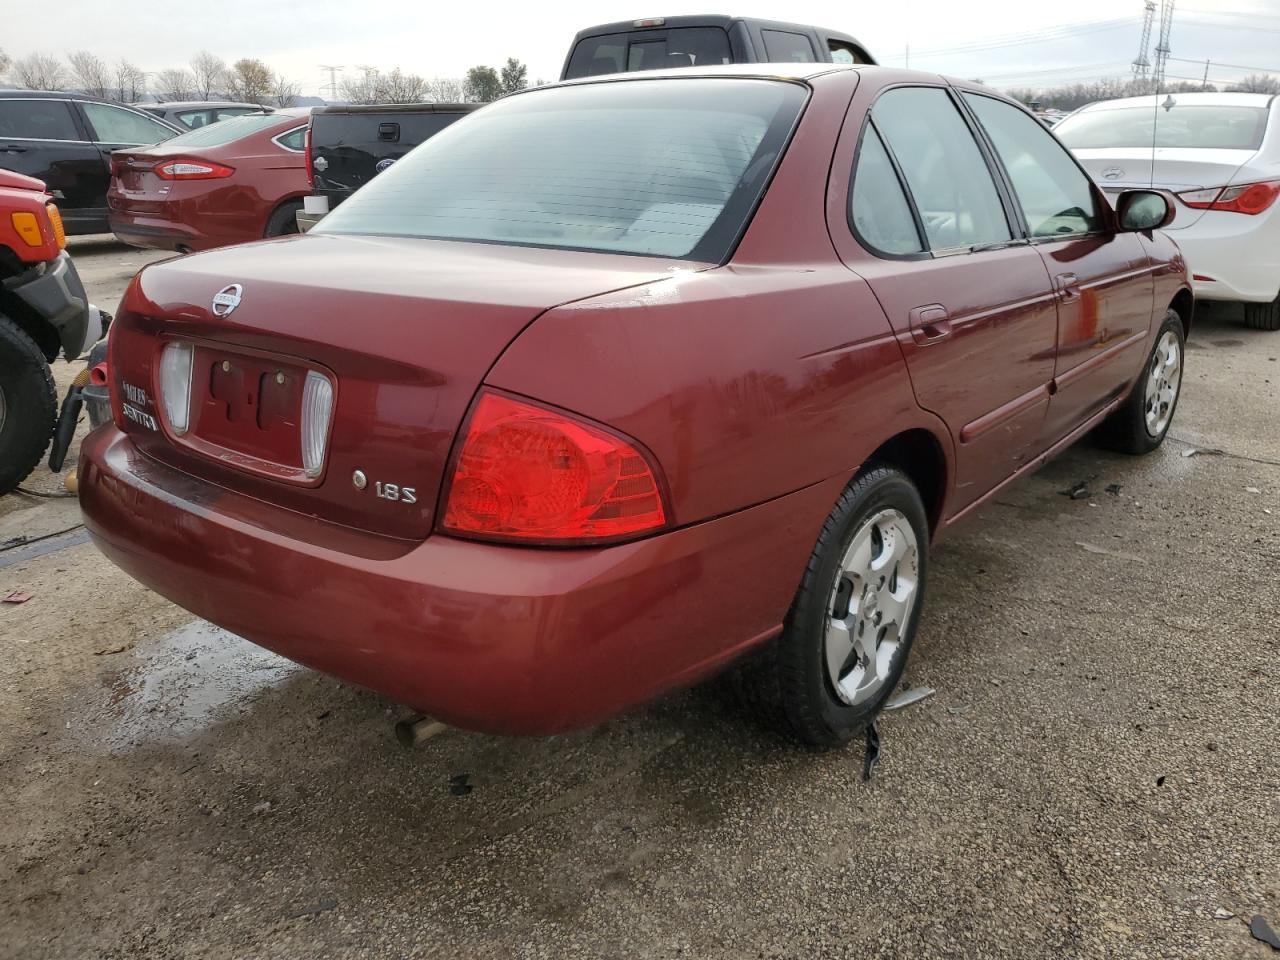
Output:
top-left (565, 28), bottom-right (732, 78)
top-left (828, 40), bottom-right (873, 64)
top-left (872, 87), bottom-right (1012, 251)
top-left (81, 102), bottom-right (176, 144)
top-left (274, 126), bottom-right (306, 151)
top-left (174, 109), bottom-right (214, 129)
top-left (849, 126), bottom-right (924, 255)
top-left (0, 100), bottom-right (81, 141)
top-left (964, 93), bottom-right (1102, 238)
top-left (761, 30), bottom-right (816, 63)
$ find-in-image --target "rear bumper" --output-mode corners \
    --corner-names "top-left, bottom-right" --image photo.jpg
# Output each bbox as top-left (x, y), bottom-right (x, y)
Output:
top-left (1168, 210), bottom-right (1280, 303)
top-left (79, 425), bottom-right (836, 735)
top-left (109, 217), bottom-right (202, 252)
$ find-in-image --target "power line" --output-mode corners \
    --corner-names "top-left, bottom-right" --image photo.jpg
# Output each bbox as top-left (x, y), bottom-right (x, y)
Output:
top-left (1168, 55), bottom-right (1280, 73)
top-left (881, 18), bottom-right (1131, 62)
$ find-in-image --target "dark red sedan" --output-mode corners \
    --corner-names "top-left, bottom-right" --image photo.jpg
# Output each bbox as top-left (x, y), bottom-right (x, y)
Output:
top-left (107, 110), bottom-right (310, 252)
top-left (80, 65), bottom-right (1191, 745)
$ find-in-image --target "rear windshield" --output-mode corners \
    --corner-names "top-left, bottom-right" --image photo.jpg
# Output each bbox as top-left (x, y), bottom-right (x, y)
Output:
top-left (315, 78), bottom-right (806, 261)
top-left (158, 112), bottom-right (284, 148)
top-left (565, 28), bottom-right (732, 78)
top-left (1056, 104), bottom-right (1270, 150)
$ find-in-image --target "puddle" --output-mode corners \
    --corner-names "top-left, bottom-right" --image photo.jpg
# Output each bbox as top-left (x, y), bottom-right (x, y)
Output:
top-left (88, 620), bottom-right (302, 751)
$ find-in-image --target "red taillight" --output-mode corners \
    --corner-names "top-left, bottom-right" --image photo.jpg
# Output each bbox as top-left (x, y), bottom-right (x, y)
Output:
top-left (441, 392), bottom-right (668, 544)
top-left (154, 159), bottom-right (235, 181)
top-left (1177, 180), bottom-right (1280, 215)
top-left (303, 123), bottom-right (314, 188)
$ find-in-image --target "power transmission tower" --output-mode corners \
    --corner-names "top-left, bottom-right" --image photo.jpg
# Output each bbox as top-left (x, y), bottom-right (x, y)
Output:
top-left (1132, 1), bottom-right (1156, 78)
top-left (1152, 0), bottom-right (1175, 90)
top-left (319, 64), bottom-right (344, 101)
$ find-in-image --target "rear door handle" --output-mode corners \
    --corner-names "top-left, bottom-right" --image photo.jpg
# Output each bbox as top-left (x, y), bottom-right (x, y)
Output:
top-left (1055, 272), bottom-right (1081, 300)
top-left (908, 304), bottom-right (952, 344)
top-left (0, 144), bottom-right (27, 153)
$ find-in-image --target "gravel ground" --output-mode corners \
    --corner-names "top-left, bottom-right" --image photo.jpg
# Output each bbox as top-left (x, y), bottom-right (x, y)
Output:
top-left (1, 237), bottom-right (1277, 960)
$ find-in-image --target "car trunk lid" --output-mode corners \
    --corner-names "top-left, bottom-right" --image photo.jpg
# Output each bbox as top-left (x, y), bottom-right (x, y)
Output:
top-left (1074, 146), bottom-right (1259, 229)
top-left (109, 233), bottom-right (691, 540)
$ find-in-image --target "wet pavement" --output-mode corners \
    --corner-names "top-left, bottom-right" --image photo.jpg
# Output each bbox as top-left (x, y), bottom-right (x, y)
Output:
top-left (1, 239), bottom-right (1278, 959)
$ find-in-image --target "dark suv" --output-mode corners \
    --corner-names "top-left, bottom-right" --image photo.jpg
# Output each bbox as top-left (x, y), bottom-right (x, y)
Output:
top-left (0, 91), bottom-right (180, 235)
top-left (561, 15), bottom-right (876, 79)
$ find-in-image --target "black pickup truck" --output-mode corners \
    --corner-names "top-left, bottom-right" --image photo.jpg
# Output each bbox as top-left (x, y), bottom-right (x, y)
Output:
top-left (296, 103), bottom-right (474, 231)
top-left (561, 15), bottom-right (876, 78)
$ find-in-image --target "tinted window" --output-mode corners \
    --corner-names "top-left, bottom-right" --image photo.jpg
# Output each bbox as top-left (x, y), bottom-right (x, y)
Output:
top-left (0, 100), bottom-right (80, 141)
top-left (829, 40), bottom-right (872, 65)
top-left (565, 28), bottom-right (732, 78)
top-left (161, 113), bottom-right (289, 148)
top-left (965, 94), bottom-right (1102, 238)
top-left (1056, 104), bottom-right (1269, 150)
top-left (762, 30), bottom-right (816, 63)
top-left (318, 79), bottom-right (805, 261)
top-left (850, 126), bottom-right (923, 255)
top-left (81, 102), bottom-right (175, 144)
top-left (275, 126), bottom-right (306, 151)
top-left (873, 87), bottom-right (1011, 250)
top-left (174, 109), bottom-right (214, 129)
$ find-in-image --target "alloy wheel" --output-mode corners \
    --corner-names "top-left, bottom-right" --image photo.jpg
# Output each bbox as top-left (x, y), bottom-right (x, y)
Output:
top-left (1143, 329), bottom-right (1182, 437)
top-left (825, 508), bottom-right (920, 707)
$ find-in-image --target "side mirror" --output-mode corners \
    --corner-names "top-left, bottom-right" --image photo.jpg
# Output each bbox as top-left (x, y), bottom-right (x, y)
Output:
top-left (1116, 190), bottom-right (1175, 232)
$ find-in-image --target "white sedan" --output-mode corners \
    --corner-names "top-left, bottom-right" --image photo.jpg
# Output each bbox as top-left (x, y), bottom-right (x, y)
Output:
top-left (1056, 92), bottom-right (1280, 330)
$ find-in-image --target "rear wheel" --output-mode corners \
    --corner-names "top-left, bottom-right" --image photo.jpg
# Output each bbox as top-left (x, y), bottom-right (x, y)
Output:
top-left (0, 315), bottom-right (57, 494)
top-left (1096, 309), bottom-right (1184, 455)
top-left (734, 466), bottom-right (929, 747)
top-left (264, 200), bottom-right (303, 239)
top-left (1243, 294), bottom-right (1280, 331)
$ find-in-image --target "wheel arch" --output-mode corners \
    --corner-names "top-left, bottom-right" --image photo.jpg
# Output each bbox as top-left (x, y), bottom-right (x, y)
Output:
top-left (1169, 287), bottom-right (1194, 339)
top-left (0, 289), bottom-right (60, 362)
top-left (864, 428), bottom-right (949, 535)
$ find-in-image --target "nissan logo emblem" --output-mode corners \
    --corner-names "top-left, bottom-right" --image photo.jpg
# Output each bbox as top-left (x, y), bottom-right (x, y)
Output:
top-left (211, 283), bottom-right (243, 318)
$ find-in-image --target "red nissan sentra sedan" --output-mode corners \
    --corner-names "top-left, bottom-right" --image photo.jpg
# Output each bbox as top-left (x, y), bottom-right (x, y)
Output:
top-left (80, 65), bottom-right (1191, 745)
top-left (108, 110), bottom-right (311, 252)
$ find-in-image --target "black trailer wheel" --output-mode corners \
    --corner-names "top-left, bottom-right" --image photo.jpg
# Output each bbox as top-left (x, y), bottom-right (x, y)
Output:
top-left (0, 315), bottom-right (57, 494)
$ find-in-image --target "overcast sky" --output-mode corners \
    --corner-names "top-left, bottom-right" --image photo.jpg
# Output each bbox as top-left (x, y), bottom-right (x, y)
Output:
top-left (5, 0), bottom-right (1280, 97)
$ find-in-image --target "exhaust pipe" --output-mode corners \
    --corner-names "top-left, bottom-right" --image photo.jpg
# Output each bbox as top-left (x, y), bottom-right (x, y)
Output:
top-left (395, 714), bottom-right (448, 748)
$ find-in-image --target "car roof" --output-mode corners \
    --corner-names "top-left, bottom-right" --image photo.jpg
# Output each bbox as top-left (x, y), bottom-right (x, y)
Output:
top-left (1075, 91), bottom-right (1278, 112)
top-left (152, 101), bottom-right (269, 111)
top-left (0, 88), bottom-right (129, 104)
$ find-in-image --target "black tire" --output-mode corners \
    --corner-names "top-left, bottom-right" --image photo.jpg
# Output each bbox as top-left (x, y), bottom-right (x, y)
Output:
top-left (733, 466), bottom-right (930, 747)
top-left (1095, 309), bottom-right (1185, 455)
top-left (264, 200), bottom-right (303, 238)
top-left (1243, 296), bottom-right (1280, 331)
top-left (0, 315), bottom-right (57, 495)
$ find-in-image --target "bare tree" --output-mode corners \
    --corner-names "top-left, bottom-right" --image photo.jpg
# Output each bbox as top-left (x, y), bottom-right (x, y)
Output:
top-left (272, 73), bottom-right (301, 107)
top-left (67, 50), bottom-right (111, 98)
top-left (1229, 73), bottom-right (1280, 94)
top-left (114, 59), bottom-right (147, 103)
top-left (227, 58), bottom-right (273, 105)
top-left (190, 50), bottom-right (227, 99)
top-left (12, 52), bottom-right (67, 91)
top-left (340, 67), bottom-right (379, 104)
top-left (375, 68), bottom-right (426, 103)
top-left (0, 48), bottom-right (11, 81)
top-left (425, 76), bottom-right (465, 102)
top-left (154, 68), bottom-right (197, 102)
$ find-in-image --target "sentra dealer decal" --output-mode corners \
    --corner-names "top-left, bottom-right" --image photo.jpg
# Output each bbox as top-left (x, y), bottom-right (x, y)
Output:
top-left (121, 381), bottom-right (159, 431)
